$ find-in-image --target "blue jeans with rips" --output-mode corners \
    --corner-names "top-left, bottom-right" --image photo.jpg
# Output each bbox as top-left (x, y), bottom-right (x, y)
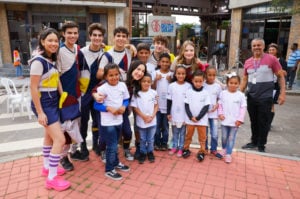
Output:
top-left (101, 125), bottom-right (121, 172)
top-left (171, 125), bottom-right (186, 150)
top-left (206, 118), bottom-right (219, 151)
top-left (138, 125), bottom-right (156, 154)
top-left (221, 125), bottom-right (238, 155)
top-left (154, 111), bottom-right (169, 146)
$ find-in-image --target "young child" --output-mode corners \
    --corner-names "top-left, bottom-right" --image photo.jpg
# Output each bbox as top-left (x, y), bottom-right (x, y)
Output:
top-left (130, 73), bottom-right (158, 164)
top-left (94, 63), bottom-right (130, 180)
top-left (218, 73), bottom-right (247, 163)
top-left (167, 65), bottom-right (191, 157)
top-left (153, 53), bottom-right (173, 151)
top-left (133, 44), bottom-right (154, 160)
top-left (182, 70), bottom-right (211, 162)
top-left (203, 67), bottom-right (222, 158)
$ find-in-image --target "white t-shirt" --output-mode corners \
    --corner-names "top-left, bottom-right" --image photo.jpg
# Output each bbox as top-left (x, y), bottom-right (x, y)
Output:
top-left (130, 89), bottom-right (158, 128)
top-left (56, 43), bottom-right (79, 75)
top-left (167, 82), bottom-right (191, 123)
top-left (218, 90), bottom-right (247, 127)
top-left (155, 70), bottom-right (173, 113)
top-left (184, 88), bottom-right (211, 126)
top-left (97, 82), bottom-right (129, 126)
top-left (203, 82), bottom-right (222, 119)
top-left (147, 52), bottom-right (158, 67)
top-left (146, 62), bottom-right (156, 81)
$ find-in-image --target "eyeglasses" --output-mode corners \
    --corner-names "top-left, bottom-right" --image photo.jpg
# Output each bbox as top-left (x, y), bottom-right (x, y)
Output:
top-left (92, 33), bottom-right (103, 37)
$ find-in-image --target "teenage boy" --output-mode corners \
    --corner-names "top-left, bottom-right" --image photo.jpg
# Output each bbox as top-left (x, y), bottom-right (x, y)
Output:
top-left (97, 26), bottom-right (134, 161)
top-left (56, 21), bottom-right (82, 171)
top-left (70, 23), bottom-right (107, 161)
top-left (148, 35), bottom-right (169, 67)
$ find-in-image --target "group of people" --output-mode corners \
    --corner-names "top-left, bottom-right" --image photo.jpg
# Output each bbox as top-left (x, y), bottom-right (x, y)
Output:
top-left (29, 20), bottom-right (288, 191)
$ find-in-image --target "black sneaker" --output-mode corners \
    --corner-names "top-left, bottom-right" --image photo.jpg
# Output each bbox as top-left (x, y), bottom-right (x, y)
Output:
top-left (242, 142), bottom-right (257, 149)
top-left (154, 145), bottom-right (160, 151)
top-left (258, 147), bottom-right (265, 152)
top-left (115, 162), bottom-right (130, 172)
top-left (138, 153), bottom-right (146, 164)
top-left (147, 152), bottom-right (155, 163)
top-left (160, 143), bottom-right (168, 151)
top-left (60, 156), bottom-right (74, 171)
top-left (134, 145), bottom-right (141, 160)
top-left (182, 149), bottom-right (191, 158)
top-left (92, 144), bottom-right (101, 156)
top-left (105, 169), bottom-right (122, 181)
top-left (80, 143), bottom-right (90, 157)
top-left (71, 150), bottom-right (89, 162)
top-left (197, 153), bottom-right (205, 162)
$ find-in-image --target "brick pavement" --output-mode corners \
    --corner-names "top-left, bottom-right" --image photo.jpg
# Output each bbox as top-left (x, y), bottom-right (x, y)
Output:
top-left (0, 149), bottom-right (300, 199)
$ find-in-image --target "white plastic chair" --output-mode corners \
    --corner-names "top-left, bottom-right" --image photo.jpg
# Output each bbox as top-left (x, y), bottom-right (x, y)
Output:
top-left (0, 78), bottom-right (32, 120)
top-left (0, 78), bottom-right (21, 114)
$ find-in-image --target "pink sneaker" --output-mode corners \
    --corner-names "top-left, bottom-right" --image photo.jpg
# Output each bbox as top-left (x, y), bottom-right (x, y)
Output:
top-left (41, 167), bottom-right (66, 177)
top-left (169, 148), bottom-right (177, 155)
top-left (224, 155), bottom-right (232, 163)
top-left (177, 150), bottom-right (183, 157)
top-left (45, 176), bottom-right (71, 191)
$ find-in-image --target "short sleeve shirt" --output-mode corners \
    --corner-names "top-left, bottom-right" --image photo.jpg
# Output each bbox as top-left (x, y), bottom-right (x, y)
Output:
top-left (244, 53), bottom-right (281, 99)
top-left (97, 82), bottom-right (129, 126)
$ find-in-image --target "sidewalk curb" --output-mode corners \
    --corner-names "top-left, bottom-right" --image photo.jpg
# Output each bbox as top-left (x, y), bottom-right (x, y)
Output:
top-left (2, 145), bottom-right (299, 164)
top-left (190, 144), bottom-right (300, 161)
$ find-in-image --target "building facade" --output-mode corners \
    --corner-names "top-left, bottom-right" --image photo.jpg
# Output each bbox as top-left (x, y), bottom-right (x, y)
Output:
top-left (228, 0), bottom-right (300, 67)
top-left (0, 0), bottom-right (130, 66)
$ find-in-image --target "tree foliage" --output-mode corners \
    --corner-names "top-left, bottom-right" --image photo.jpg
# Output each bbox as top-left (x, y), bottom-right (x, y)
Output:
top-left (271, 0), bottom-right (300, 14)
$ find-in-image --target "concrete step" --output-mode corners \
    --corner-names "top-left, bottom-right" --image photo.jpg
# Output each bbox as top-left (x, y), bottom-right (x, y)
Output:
top-left (0, 64), bottom-right (30, 78)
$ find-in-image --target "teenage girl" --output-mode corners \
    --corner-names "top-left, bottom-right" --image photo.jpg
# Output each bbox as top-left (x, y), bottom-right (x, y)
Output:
top-left (30, 28), bottom-right (70, 191)
top-left (182, 70), bottom-right (211, 162)
top-left (167, 65), bottom-right (191, 157)
top-left (218, 73), bottom-right (247, 163)
top-left (94, 63), bottom-right (130, 180)
top-left (204, 67), bottom-right (223, 158)
top-left (171, 40), bottom-right (208, 82)
top-left (131, 73), bottom-right (158, 164)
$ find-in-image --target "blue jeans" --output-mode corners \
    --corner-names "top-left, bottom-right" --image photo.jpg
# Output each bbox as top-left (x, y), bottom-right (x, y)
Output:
top-left (206, 118), bottom-right (219, 151)
top-left (171, 125), bottom-right (186, 150)
top-left (101, 125), bottom-right (121, 172)
top-left (221, 125), bottom-right (238, 155)
top-left (15, 65), bottom-right (23, 77)
top-left (138, 125), bottom-right (156, 154)
top-left (287, 67), bottom-right (296, 88)
top-left (154, 111), bottom-right (169, 146)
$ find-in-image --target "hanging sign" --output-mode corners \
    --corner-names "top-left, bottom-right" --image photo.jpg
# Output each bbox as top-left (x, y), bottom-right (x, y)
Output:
top-left (148, 16), bottom-right (176, 36)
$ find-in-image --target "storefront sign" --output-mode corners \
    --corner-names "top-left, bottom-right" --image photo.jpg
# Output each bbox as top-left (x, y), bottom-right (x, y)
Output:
top-left (148, 16), bottom-right (176, 37)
